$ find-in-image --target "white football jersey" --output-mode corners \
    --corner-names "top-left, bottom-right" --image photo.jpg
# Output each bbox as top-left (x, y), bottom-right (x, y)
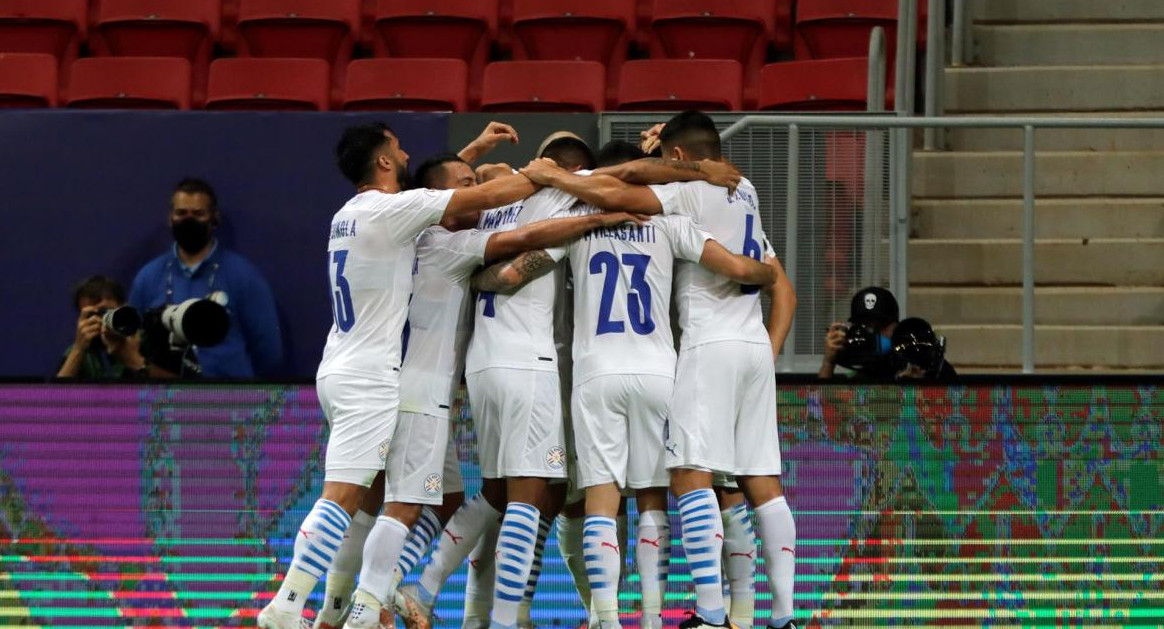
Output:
top-left (562, 207), bottom-right (710, 384)
top-left (316, 188), bottom-right (454, 382)
top-left (399, 226), bottom-right (491, 418)
top-left (464, 187), bottom-right (577, 375)
top-left (649, 178), bottom-right (773, 348)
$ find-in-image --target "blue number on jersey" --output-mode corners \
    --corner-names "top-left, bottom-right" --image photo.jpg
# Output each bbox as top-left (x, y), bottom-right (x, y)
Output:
top-left (589, 251), bottom-right (656, 335)
top-left (478, 291), bottom-right (497, 318)
top-left (741, 214), bottom-right (763, 295)
top-left (329, 250), bottom-right (356, 332)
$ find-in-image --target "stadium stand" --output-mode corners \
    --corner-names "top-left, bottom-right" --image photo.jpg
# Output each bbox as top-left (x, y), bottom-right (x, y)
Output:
top-left (372, 0), bottom-right (497, 107)
top-left (236, 0), bottom-right (360, 106)
top-left (0, 53), bottom-right (58, 108)
top-left (480, 60), bottom-right (605, 113)
top-left (510, 0), bottom-right (634, 108)
top-left (91, 0), bottom-right (220, 107)
top-left (65, 56), bottom-right (192, 109)
top-left (759, 57), bottom-right (877, 111)
top-left (342, 58), bottom-right (469, 112)
top-left (617, 59), bottom-right (743, 111)
top-left (0, 0), bottom-right (87, 93)
top-left (204, 57), bottom-right (330, 111)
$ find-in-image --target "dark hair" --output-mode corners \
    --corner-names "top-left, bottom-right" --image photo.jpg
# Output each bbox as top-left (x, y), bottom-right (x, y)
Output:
top-left (336, 122), bottom-right (394, 186)
top-left (596, 140), bottom-right (646, 168)
top-left (413, 153), bottom-right (469, 190)
top-left (174, 177), bottom-right (218, 211)
top-left (540, 137), bottom-right (596, 171)
top-left (659, 110), bottom-right (721, 160)
top-left (72, 275), bottom-right (126, 311)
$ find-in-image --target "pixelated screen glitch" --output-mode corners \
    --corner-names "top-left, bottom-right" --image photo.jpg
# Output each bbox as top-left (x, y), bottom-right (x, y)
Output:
top-left (1, 382), bottom-right (1162, 628)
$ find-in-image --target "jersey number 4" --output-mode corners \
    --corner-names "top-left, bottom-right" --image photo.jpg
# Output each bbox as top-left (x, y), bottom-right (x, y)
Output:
top-left (329, 250), bottom-right (356, 332)
top-left (590, 252), bottom-right (655, 335)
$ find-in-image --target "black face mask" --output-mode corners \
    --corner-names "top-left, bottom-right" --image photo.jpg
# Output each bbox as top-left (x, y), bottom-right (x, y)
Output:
top-left (172, 218), bottom-right (213, 254)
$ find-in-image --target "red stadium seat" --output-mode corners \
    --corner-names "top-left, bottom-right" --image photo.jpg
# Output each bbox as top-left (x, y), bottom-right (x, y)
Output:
top-left (795, 0), bottom-right (927, 60)
top-left (511, 0), bottom-right (633, 108)
top-left (372, 0), bottom-right (496, 107)
top-left (221, 0), bottom-right (241, 50)
top-left (92, 0), bottom-right (220, 106)
top-left (342, 58), bottom-right (468, 111)
top-left (649, 0), bottom-right (771, 108)
top-left (236, 0), bottom-right (359, 105)
top-left (0, 0), bottom-right (87, 92)
top-left (0, 53), bottom-right (58, 108)
top-left (205, 57), bottom-right (330, 111)
top-left (66, 57), bottom-right (192, 109)
top-left (759, 58), bottom-right (880, 111)
top-left (617, 59), bottom-right (742, 111)
top-left (480, 61), bottom-right (605, 113)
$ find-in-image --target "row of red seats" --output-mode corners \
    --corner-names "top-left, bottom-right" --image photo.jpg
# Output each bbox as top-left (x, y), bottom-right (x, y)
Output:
top-left (0, 54), bottom-right (877, 112)
top-left (0, 0), bottom-right (921, 108)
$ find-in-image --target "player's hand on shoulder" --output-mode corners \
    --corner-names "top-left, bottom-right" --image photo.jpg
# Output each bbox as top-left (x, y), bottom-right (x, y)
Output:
top-left (519, 157), bottom-right (565, 186)
top-left (640, 123), bottom-right (665, 155)
top-left (476, 163), bottom-right (513, 183)
top-left (598, 211), bottom-right (651, 227)
top-left (701, 159), bottom-right (741, 194)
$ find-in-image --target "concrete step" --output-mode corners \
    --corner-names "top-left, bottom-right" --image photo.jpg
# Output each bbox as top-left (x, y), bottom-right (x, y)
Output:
top-left (945, 66), bottom-right (1164, 113)
top-left (975, 24), bottom-right (1164, 66)
top-left (908, 238), bottom-right (1164, 285)
top-left (913, 151), bottom-right (1164, 198)
top-left (935, 324), bottom-right (1164, 369)
top-left (910, 287), bottom-right (1164, 325)
top-left (972, 0), bottom-right (1164, 24)
top-left (944, 113), bottom-right (1164, 151)
top-left (910, 198), bottom-right (1164, 239)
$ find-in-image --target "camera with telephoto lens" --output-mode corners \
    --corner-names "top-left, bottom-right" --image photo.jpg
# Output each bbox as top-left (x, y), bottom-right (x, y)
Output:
top-left (834, 322), bottom-right (888, 371)
top-left (91, 306), bottom-right (144, 339)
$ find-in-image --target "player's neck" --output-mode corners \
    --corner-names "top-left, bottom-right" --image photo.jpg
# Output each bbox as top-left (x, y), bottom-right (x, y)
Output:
top-left (358, 177), bottom-right (401, 195)
top-left (177, 240), bottom-right (214, 267)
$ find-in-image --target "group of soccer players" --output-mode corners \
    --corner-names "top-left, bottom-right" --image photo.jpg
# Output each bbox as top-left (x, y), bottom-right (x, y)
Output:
top-left (258, 110), bottom-right (799, 629)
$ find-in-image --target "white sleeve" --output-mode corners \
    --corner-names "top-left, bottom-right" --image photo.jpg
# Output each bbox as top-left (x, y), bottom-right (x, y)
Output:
top-left (421, 228), bottom-right (490, 283)
top-left (370, 188), bottom-right (455, 244)
top-left (648, 181), bottom-right (701, 219)
top-left (519, 187), bottom-right (578, 262)
top-left (664, 216), bottom-right (714, 263)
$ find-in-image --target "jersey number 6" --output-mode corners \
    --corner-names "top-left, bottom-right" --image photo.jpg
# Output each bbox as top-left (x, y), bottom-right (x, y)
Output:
top-left (329, 250), bottom-right (356, 333)
top-left (590, 252), bottom-right (655, 335)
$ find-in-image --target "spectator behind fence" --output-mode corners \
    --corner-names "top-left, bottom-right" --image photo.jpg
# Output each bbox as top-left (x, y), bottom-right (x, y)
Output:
top-left (57, 276), bottom-right (171, 379)
top-left (128, 178), bottom-right (283, 378)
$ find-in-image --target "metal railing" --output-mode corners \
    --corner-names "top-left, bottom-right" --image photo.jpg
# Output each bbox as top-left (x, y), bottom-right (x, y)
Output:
top-left (719, 114), bottom-right (1164, 373)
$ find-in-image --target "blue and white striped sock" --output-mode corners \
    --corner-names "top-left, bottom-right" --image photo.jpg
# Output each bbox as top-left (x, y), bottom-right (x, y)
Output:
top-left (583, 516), bottom-right (622, 627)
top-left (394, 507), bottom-right (442, 587)
top-left (272, 499), bottom-right (351, 614)
top-left (722, 503), bottom-right (756, 629)
top-left (677, 489), bottom-right (726, 624)
top-left (517, 514), bottom-right (553, 624)
top-left (490, 502), bottom-right (540, 629)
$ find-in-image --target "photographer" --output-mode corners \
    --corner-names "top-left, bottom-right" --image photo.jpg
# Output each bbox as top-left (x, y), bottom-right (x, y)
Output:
top-left (820, 286), bottom-right (902, 379)
top-left (56, 276), bottom-right (172, 379)
top-left (890, 318), bottom-right (957, 381)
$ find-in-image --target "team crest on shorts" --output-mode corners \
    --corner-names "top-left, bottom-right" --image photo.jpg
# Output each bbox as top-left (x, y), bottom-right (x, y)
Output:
top-left (546, 446), bottom-right (566, 469)
top-left (378, 439), bottom-right (390, 463)
top-left (424, 473), bottom-right (443, 496)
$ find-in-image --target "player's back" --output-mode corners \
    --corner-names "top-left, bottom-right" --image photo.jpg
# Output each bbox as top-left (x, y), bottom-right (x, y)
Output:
top-left (564, 208), bottom-right (709, 384)
top-left (316, 188), bottom-right (453, 382)
top-left (651, 177), bottom-right (770, 349)
top-left (399, 226), bottom-right (489, 418)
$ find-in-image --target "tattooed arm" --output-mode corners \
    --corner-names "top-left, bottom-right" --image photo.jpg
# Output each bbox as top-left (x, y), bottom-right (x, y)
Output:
top-left (472, 250), bottom-right (558, 294)
top-left (593, 157), bottom-right (741, 192)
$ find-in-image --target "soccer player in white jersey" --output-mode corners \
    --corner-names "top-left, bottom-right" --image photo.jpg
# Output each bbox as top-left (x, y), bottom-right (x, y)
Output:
top-left (258, 122), bottom-right (564, 629)
top-left (484, 155), bottom-right (777, 629)
top-left (520, 110), bottom-right (799, 629)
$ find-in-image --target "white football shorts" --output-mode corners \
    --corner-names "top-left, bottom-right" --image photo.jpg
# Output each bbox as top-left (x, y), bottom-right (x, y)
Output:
top-left (572, 374), bottom-right (672, 490)
top-left (466, 368), bottom-right (567, 480)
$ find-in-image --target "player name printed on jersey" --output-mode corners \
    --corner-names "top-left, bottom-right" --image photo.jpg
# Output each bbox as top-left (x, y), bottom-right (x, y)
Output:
top-left (563, 205), bottom-right (711, 385)
top-left (399, 226), bottom-right (490, 418)
top-left (316, 188), bottom-right (454, 383)
top-left (649, 178), bottom-right (773, 349)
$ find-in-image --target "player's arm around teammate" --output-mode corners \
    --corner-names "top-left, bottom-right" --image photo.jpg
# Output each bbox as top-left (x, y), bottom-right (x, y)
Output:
top-left (762, 256), bottom-right (797, 361)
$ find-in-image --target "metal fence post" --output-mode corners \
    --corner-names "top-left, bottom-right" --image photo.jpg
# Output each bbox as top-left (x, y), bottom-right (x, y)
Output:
top-left (923, 0), bottom-right (947, 150)
top-left (782, 124), bottom-right (800, 371)
top-left (1022, 125), bottom-right (1036, 373)
top-left (952, 0), bottom-right (969, 67)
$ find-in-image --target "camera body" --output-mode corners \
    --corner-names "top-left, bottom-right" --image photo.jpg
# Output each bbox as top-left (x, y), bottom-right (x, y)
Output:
top-left (835, 322), bottom-right (891, 371)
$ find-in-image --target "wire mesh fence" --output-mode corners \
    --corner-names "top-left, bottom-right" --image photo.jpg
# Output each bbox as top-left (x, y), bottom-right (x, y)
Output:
top-left (601, 114), bottom-right (892, 366)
